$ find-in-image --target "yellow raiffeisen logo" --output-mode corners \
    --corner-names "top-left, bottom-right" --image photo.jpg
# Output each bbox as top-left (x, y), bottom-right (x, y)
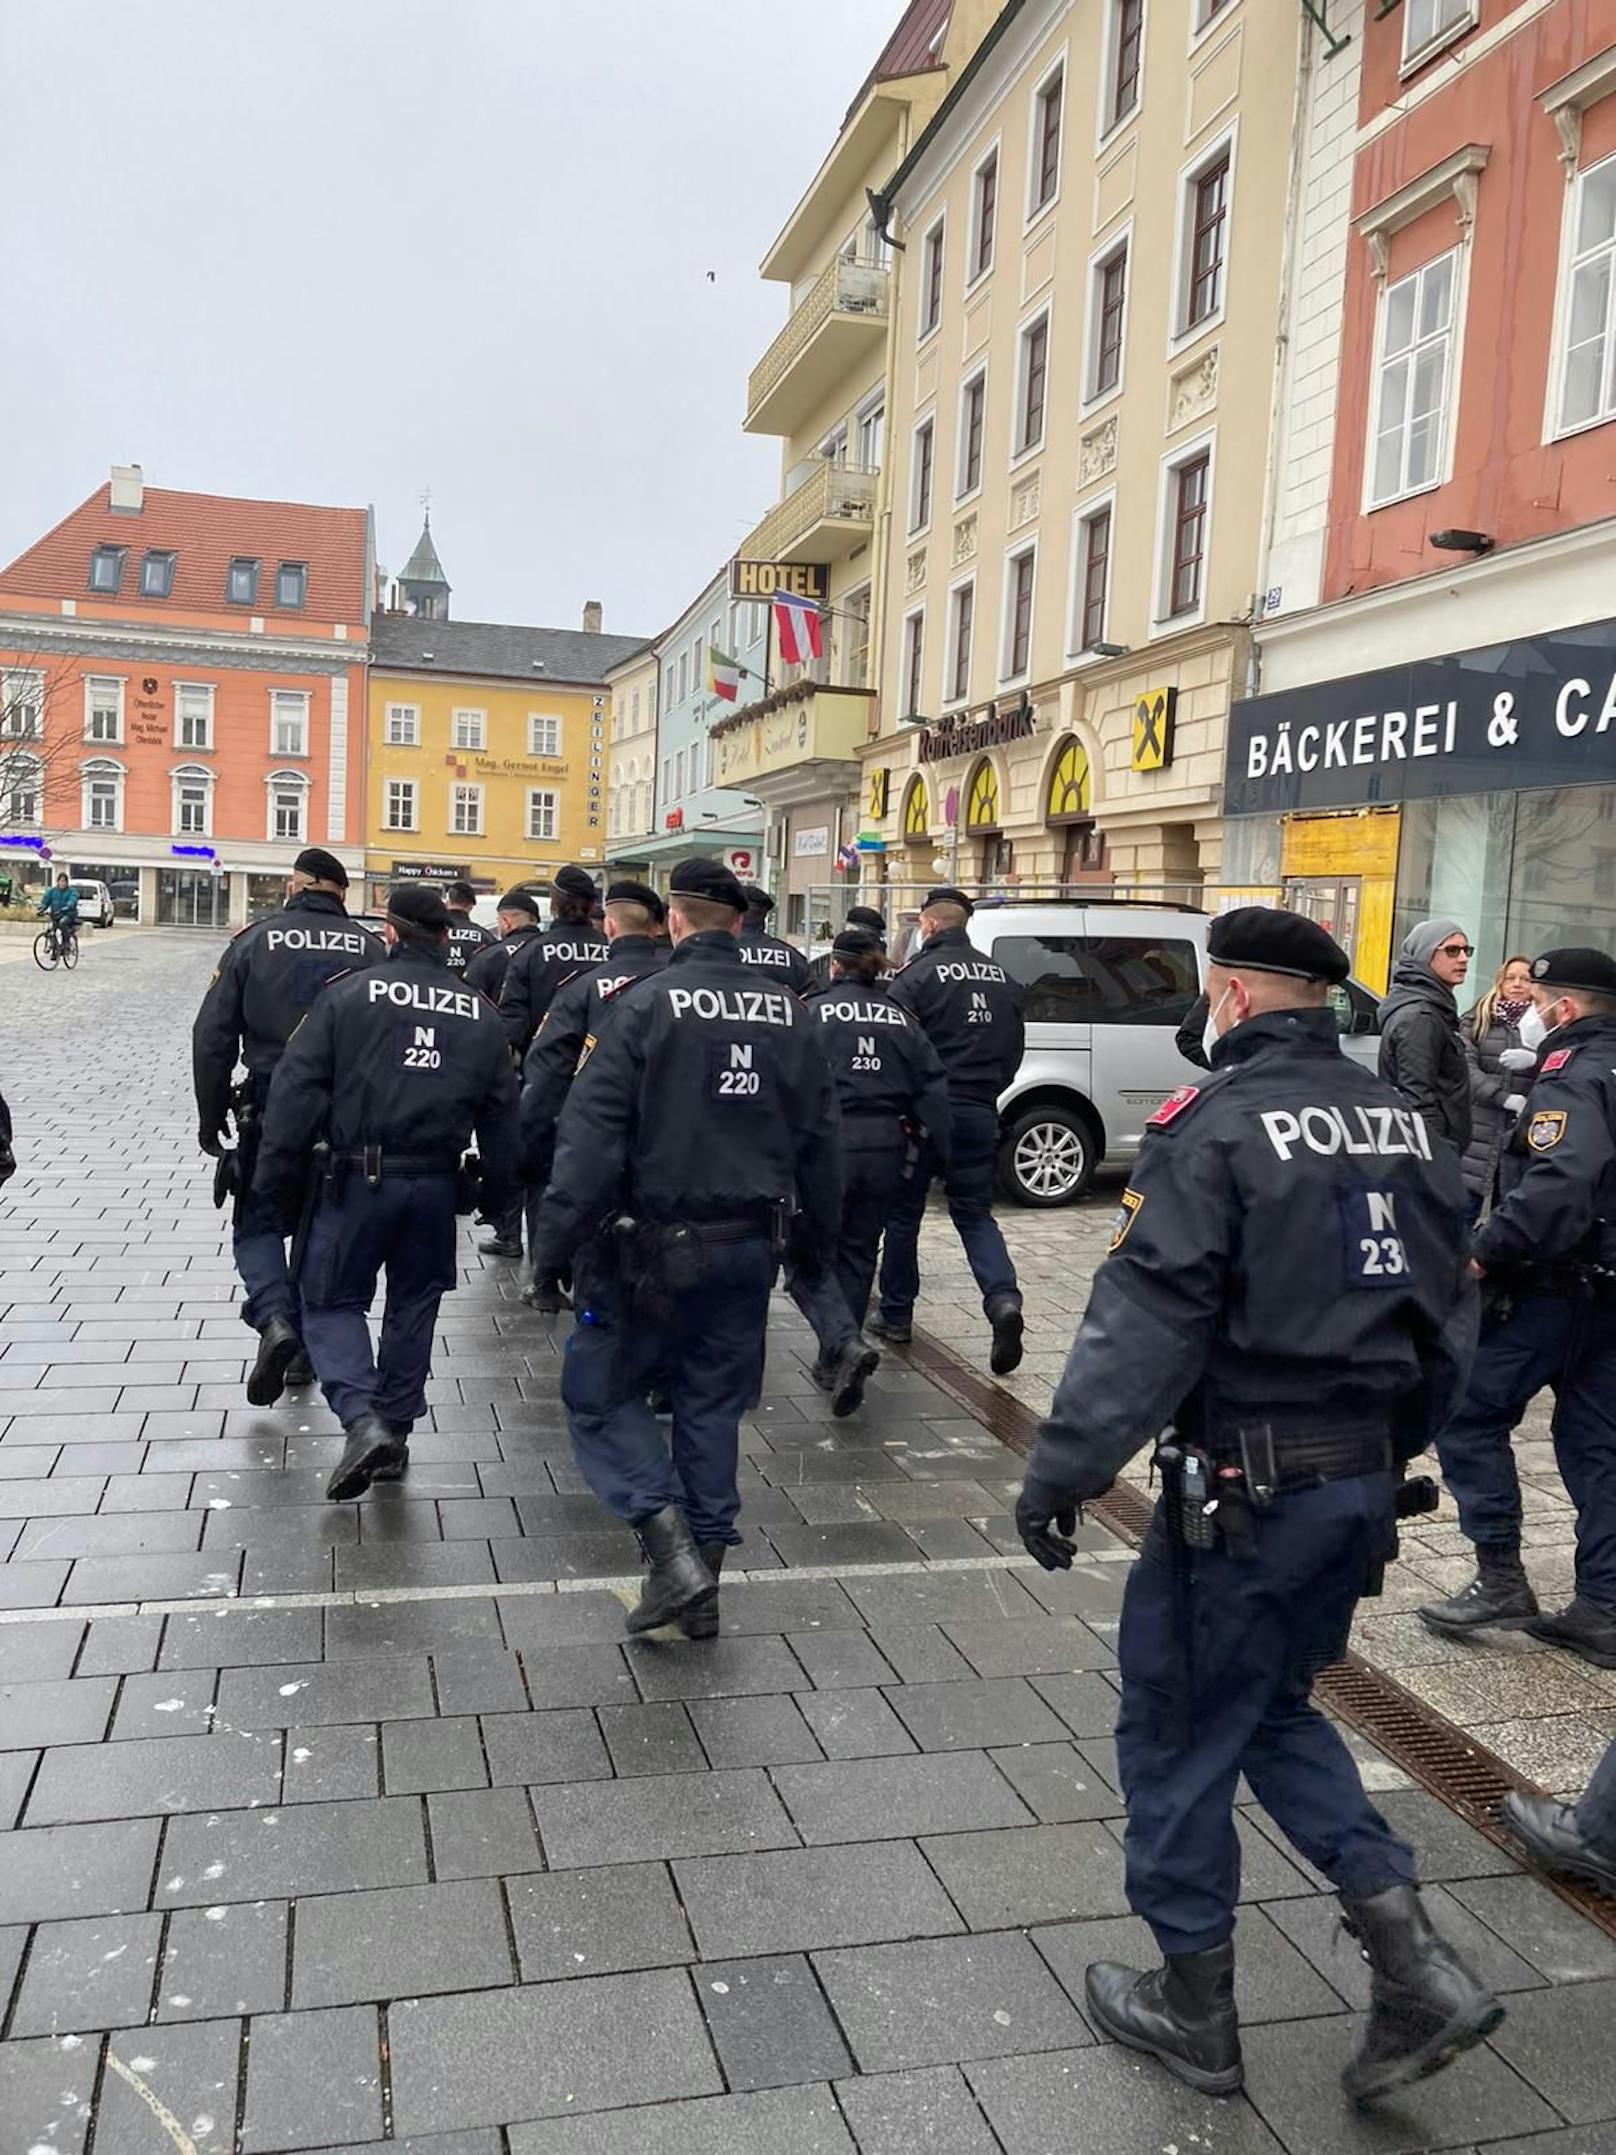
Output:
top-left (1131, 687), bottom-right (1178, 772)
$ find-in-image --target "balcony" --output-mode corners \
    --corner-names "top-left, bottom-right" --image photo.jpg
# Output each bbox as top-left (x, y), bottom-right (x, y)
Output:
top-left (742, 459), bottom-right (877, 568)
top-left (745, 256), bottom-right (890, 437)
top-left (711, 681), bottom-right (876, 795)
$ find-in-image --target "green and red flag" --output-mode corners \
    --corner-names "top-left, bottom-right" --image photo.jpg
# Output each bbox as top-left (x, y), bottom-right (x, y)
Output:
top-left (707, 645), bottom-right (742, 702)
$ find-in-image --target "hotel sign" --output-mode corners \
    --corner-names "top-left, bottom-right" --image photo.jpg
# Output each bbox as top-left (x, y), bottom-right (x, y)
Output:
top-left (917, 692), bottom-right (1035, 765)
top-left (729, 559), bottom-right (829, 603)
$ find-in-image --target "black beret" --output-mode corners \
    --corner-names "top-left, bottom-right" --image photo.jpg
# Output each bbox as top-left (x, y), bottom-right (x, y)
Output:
top-left (293, 847), bottom-right (348, 888)
top-left (741, 882), bottom-right (776, 915)
top-left (1531, 947), bottom-right (1616, 997)
top-left (1208, 905), bottom-right (1350, 984)
top-left (498, 886), bottom-right (541, 918)
top-left (922, 886), bottom-right (974, 914)
top-left (606, 879), bottom-right (665, 921)
top-left (387, 884), bottom-right (451, 932)
top-left (552, 864), bottom-right (597, 902)
top-left (846, 906), bottom-right (887, 937)
top-left (445, 879), bottom-right (478, 906)
top-left (832, 928), bottom-right (883, 960)
top-left (670, 857), bottom-right (746, 913)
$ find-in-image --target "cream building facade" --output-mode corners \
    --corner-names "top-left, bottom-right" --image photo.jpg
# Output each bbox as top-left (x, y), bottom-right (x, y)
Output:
top-left (860, 0), bottom-right (1308, 905)
top-left (603, 643), bottom-right (660, 879)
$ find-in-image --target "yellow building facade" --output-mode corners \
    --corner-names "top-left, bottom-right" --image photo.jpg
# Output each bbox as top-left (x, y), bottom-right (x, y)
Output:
top-left (363, 610), bottom-right (648, 908)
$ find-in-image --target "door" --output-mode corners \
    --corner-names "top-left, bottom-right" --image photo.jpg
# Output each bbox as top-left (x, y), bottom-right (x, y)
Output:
top-left (157, 868), bottom-right (227, 928)
top-left (1284, 876), bottom-right (1361, 970)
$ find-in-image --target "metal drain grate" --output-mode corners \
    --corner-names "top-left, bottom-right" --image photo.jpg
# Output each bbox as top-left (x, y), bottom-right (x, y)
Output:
top-left (905, 1322), bottom-right (1616, 1942)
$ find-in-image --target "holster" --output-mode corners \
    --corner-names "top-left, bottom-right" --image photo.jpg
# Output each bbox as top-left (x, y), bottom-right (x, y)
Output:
top-left (227, 1079), bottom-right (261, 1227)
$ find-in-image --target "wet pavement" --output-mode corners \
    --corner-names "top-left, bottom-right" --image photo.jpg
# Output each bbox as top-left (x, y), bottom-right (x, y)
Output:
top-left (0, 928), bottom-right (1612, 2154)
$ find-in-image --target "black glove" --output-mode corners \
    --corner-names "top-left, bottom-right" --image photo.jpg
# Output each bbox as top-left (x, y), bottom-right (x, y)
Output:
top-left (1016, 1473), bottom-right (1081, 1571)
top-left (198, 1118), bottom-right (226, 1157)
top-left (0, 1138), bottom-right (15, 1187)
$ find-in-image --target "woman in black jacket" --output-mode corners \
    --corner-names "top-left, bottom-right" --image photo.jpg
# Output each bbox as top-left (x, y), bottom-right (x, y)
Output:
top-left (1459, 955), bottom-right (1534, 1215)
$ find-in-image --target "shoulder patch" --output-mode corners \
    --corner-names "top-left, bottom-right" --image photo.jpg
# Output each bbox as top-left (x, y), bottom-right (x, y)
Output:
top-left (1541, 1047), bottom-right (1576, 1074)
top-left (575, 1033), bottom-right (598, 1073)
top-left (1109, 1188), bottom-right (1145, 1251)
top-left (1147, 1085), bottom-right (1202, 1129)
top-left (1526, 1108), bottom-right (1567, 1152)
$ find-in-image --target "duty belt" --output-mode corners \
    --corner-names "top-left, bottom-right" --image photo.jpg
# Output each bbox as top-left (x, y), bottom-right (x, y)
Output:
top-left (1221, 1422), bottom-right (1392, 1503)
top-left (329, 1146), bottom-right (460, 1183)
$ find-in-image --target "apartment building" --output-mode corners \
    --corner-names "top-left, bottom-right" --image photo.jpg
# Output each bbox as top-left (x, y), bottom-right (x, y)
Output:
top-left (603, 642), bottom-right (661, 880)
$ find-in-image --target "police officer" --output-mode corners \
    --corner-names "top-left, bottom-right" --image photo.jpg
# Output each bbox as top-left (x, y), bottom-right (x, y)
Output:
top-left (443, 879), bottom-right (494, 974)
top-left (254, 885), bottom-right (519, 1502)
top-left (518, 879), bottom-right (668, 1312)
top-left (192, 847), bottom-right (381, 1407)
top-left (804, 904), bottom-right (886, 994)
top-left (789, 928), bottom-right (951, 1416)
top-left (1419, 946), bottom-right (1616, 1664)
top-left (464, 888), bottom-right (545, 1256)
top-left (869, 887), bottom-right (1027, 1374)
top-left (738, 883), bottom-right (814, 996)
top-left (498, 864), bottom-right (609, 1057)
top-left (530, 857), bottom-right (839, 1639)
top-left (1015, 907), bottom-right (1495, 2107)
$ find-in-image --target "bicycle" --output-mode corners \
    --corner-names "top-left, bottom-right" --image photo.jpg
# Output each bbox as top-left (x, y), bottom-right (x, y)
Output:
top-left (33, 919), bottom-right (79, 971)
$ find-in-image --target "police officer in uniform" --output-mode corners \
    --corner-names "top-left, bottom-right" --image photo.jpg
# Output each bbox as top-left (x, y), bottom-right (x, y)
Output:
top-left (805, 905), bottom-right (886, 994)
top-left (255, 885), bottom-right (519, 1502)
top-left (192, 847), bottom-right (381, 1407)
top-left (518, 880), bottom-right (668, 1311)
top-left (530, 857), bottom-right (839, 1638)
top-left (738, 883), bottom-right (814, 997)
top-left (790, 928), bottom-right (951, 1416)
top-left (464, 888), bottom-right (545, 1256)
top-left (443, 880), bottom-right (494, 974)
top-left (497, 864), bottom-right (609, 1057)
top-left (1419, 946), bottom-right (1616, 1664)
top-left (1015, 907), bottom-right (1496, 2107)
top-left (870, 887), bottom-right (1027, 1374)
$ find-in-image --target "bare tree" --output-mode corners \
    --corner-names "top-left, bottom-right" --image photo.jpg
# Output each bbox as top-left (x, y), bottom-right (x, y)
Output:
top-left (0, 650), bottom-right (89, 884)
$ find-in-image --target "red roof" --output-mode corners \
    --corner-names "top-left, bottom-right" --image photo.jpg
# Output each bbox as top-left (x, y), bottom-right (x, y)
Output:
top-left (0, 480), bottom-right (370, 627)
top-left (844, 0), bottom-right (952, 125)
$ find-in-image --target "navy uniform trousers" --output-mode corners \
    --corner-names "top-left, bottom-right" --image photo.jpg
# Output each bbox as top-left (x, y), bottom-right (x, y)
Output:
top-left (878, 1097), bottom-right (1018, 1325)
top-left (1435, 1284), bottom-right (1616, 1609)
top-left (299, 1174), bottom-right (458, 1433)
top-left (1117, 1473), bottom-right (1414, 1957)
top-left (789, 1125), bottom-right (908, 1361)
top-left (561, 1235), bottom-right (775, 1546)
top-left (1579, 1731), bottom-right (1616, 1853)
top-left (235, 1074), bottom-right (298, 1333)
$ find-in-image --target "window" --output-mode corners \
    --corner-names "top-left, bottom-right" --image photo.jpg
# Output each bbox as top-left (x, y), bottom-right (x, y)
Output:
top-left (140, 550), bottom-right (176, 599)
top-left (528, 712), bottom-right (561, 757)
top-left (270, 778), bottom-right (306, 843)
top-left (674, 748), bottom-right (686, 799)
top-left (842, 584), bottom-right (872, 689)
top-left (452, 708), bottom-right (486, 751)
top-left (1091, 242), bottom-right (1128, 399)
top-left (1184, 150), bottom-right (1230, 331)
top-left (1167, 451), bottom-right (1210, 616)
top-left (856, 396), bottom-right (885, 470)
top-left (1, 670), bottom-right (42, 738)
top-left (173, 766), bottom-right (212, 838)
top-left (1016, 315), bottom-right (1049, 455)
top-left (911, 418), bottom-right (936, 531)
top-left (996, 934), bottom-right (1198, 1026)
top-left (661, 755), bottom-right (672, 805)
top-left (704, 736), bottom-right (716, 788)
top-left (176, 684), bottom-right (214, 751)
top-left (1370, 250), bottom-right (1457, 506)
top-left (947, 582), bottom-right (975, 705)
top-left (82, 760), bottom-right (123, 833)
top-left (1110, 0), bottom-right (1143, 131)
top-left (275, 561), bottom-right (308, 610)
top-left (1076, 504), bottom-right (1113, 651)
top-left (450, 782), bottom-right (484, 836)
top-left (1558, 155), bottom-right (1616, 435)
top-left (84, 676), bottom-right (123, 745)
top-left (677, 651), bottom-right (689, 704)
top-left (1195, 0), bottom-right (1233, 25)
top-left (527, 788), bottom-right (559, 843)
top-left (385, 779), bottom-right (418, 831)
top-left (270, 690), bottom-right (309, 756)
top-left (88, 546), bottom-right (125, 595)
top-left (1402, 0), bottom-right (1473, 69)
top-left (227, 557), bottom-right (260, 605)
top-left (384, 702), bottom-right (420, 746)
top-left (920, 219), bottom-right (944, 336)
top-left (1031, 66), bottom-right (1063, 214)
top-left (959, 371), bottom-right (986, 497)
top-left (5, 755), bottom-right (41, 825)
top-left (903, 610), bottom-right (925, 719)
top-left (1004, 548), bottom-right (1036, 680)
top-left (970, 151), bottom-right (998, 281)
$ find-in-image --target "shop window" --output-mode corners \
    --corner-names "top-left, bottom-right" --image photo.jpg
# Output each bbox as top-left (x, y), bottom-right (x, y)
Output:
top-left (1369, 250), bottom-right (1457, 506)
top-left (965, 759), bottom-right (1000, 832)
top-left (1046, 737), bottom-right (1092, 822)
top-left (995, 933), bottom-right (1198, 1026)
top-left (902, 775), bottom-right (930, 842)
top-left (1556, 153), bottom-right (1616, 437)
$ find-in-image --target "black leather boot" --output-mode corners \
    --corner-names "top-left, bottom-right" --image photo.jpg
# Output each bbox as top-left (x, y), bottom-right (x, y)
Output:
top-left (866, 1312), bottom-right (911, 1346)
top-left (478, 1232), bottom-right (523, 1258)
top-left (1525, 1596), bottom-right (1616, 1669)
top-left (1500, 1790), bottom-right (1616, 1894)
top-left (370, 1437), bottom-right (410, 1484)
top-left (987, 1295), bottom-right (1025, 1376)
top-left (521, 1271), bottom-right (570, 1315)
top-left (625, 1507), bottom-right (716, 1635)
top-left (283, 1345), bottom-right (314, 1388)
top-left (830, 1338), bottom-right (880, 1419)
top-left (1417, 1547), bottom-right (1538, 1636)
top-left (1339, 1884), bottom-right (1503, 2105)
top-left (1084, 1943), bottom-right (1243, 2095)
top-left (679, 1545), bottom-right (728, 1641)
top-left (325, 1411), bottom-right (408, 1502)
top-left (246, 1315), bottom-right (300, 1407)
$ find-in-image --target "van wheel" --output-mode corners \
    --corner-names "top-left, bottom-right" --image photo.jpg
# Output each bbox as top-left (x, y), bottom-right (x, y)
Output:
top-left (999, 1106), bottom-right (1096, 1207)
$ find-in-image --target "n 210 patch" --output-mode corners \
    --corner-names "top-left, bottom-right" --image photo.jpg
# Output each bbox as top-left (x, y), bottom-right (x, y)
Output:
top-left (1339, 1186), bottom-right (1409, 1287)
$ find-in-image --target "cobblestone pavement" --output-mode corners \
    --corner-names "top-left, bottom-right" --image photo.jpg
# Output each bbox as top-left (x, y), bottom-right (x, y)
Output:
top-left (0, 931), bottom-right (1612, 2154)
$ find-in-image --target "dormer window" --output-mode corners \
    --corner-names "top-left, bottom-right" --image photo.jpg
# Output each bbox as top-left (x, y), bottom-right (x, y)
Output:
top-left (140, 550), bottom-right (176, 599)
top-left (227, 557), bottom-right (260, 605)
top-left (88, 546), bottom-right (126, 595)
top-left (275, 561), bottom-right (308, 610)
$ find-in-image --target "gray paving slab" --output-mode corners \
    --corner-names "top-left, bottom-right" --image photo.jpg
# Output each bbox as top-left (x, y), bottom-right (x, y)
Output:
top-left (532, 1766), bottom-right (798, 1867)
top-left (26, 1729), bottom-right (282, 1821)
top-left (772, 1751), bottom-right (1031, 1843)
top-left (382, 1715), bottom-right (489, 1795)
top-left (161, 1604), bottom-right (326, 1668)
top-left (292, 1878), bottom-right (514, 2007)
top-left (507, 1860), bottom-right (691, 1980)
top-left (481, 1709), bottom-right (611, 1787)
top-left (0, 1816), bottom-right (162, 1923)
top-left (157, 1795), bottom-right (427, 1907)
top-left (428, 1785), bottom-right (545, 1881)
top-left (0, 1622), bottom-right (82, 1683)
top-left (0, 2031), bottom-right (96, 2155)
top-left (158, 1898), bottom-right (289, 2019)
top-left (10, 1909), bottom-right (162, 2033)
top-left (77, 1611), bottom-right (164, 1675)
top-left (815, 1932), bottom-right (1091, 2072)
top-left (242, 2003), bottom-right (384, 2152)
top-left (219, 1656), bottom-right (437, 1729)
top-left (626, 1634), bottom-right (809, 1700)
top-left (695, 1952), bottom-right (852, 2090)
top-left (0, 1674), bottom-right (116, 1750)
top-left (833, 2064), bottom-right (1001, 2154)
top-left (325, 1597), bottom-right (505, 1659)
top-left (1448, 1872), bottom-right (1616, 1983)
top-left (1486, 1977), bottom-right (1616, 2125)
top-left (97, 2015), bottom-right (242, 2155)
top-left (108, 1666), bottom-right (219, 1739)
top-left (506, 2084), bottom-right (855, 2154)
top-left (674, 1842), bottom-right (966, 1958)
top-left (796, 1686), bottom-right (917, 1759)
top-left (885, 1675), bottom-right (1069, 1751)
top-left (688, 1693), bottom-right (824, 1768)
top-left (966, 2046), bottom-right (1285, 2154)
top-left (284, 1723), bottom-right (381, 1803)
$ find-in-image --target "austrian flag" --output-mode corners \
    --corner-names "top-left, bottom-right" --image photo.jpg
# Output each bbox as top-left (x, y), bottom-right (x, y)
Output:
top-left (773, 591), bottom-right (824, 667)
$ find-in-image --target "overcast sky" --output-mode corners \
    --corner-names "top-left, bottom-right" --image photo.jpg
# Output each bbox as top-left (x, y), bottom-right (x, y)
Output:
top-left (1, 0), bottom-right (890, 637)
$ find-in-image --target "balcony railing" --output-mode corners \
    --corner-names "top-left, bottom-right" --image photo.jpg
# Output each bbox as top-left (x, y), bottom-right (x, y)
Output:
top-left (745, 459), bottom-right (877, 565)
top-left (746, 256), bottom-right (890, 428)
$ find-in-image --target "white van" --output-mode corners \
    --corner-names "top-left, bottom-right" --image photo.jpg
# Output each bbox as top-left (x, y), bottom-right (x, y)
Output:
top-left (69, 878), bottom-right (116, 929)
top-left (944, 901), bottom-right (1380, 1206)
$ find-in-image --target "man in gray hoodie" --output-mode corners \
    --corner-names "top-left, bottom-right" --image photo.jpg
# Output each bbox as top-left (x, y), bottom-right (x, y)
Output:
top-left (1378, 920), bottom-right (1474, 1157)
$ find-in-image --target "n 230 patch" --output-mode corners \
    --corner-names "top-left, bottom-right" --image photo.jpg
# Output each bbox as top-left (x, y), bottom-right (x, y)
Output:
top-left (1527, 1109), bottom-right (1567, 1152)
top-left (1339, 1186), bottom-right (1409, 1287)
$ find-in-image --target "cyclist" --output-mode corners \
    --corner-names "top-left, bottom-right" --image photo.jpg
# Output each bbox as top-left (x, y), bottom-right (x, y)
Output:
top-left (37, 874), bottom-right (79, 959)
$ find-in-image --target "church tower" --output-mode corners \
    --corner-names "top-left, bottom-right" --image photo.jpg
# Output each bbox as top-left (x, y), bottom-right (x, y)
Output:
top-left (399, 512), bottom-right (451, 620)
